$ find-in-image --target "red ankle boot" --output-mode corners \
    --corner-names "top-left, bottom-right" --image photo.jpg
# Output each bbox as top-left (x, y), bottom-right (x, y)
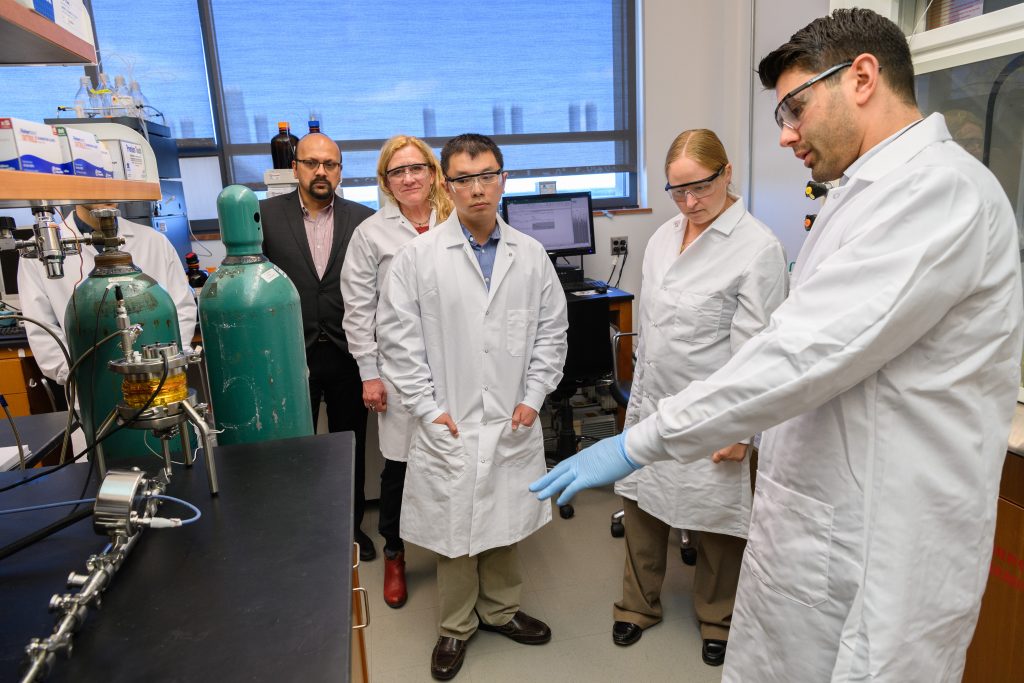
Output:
top-left (383, 552), bottom-right (407, 608)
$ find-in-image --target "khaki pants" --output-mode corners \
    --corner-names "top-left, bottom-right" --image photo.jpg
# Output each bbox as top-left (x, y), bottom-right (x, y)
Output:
top-left (614, 499), bottom-right (746, 640)
top-left (437, 544), bottom-right (521, 639)
top-left (614, 450), bottom-right (757, 641)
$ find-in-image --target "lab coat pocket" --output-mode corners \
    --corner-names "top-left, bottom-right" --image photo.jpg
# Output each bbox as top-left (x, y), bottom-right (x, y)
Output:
top-left (746, 473), bottom-right (834, 608)
top-left (672, 292), bottom-right (723, 343)
top-left (496, 420), bottom-right (544, 468)
top-left (505, 309), bottom-right (536, 357)
top-left (410, 423), bottom-right (466, 481)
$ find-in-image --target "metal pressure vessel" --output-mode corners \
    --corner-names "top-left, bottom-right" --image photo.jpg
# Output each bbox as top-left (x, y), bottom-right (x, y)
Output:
top-left (199, 185), bottom-right (313, 445)
top-left (65, 214), bottom-right (181, 461)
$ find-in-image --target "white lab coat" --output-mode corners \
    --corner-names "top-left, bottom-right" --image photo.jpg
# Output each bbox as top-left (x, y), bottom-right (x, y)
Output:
top-left (340, 200), bottom-right (437, 461)
top-left (378, 213), bottom-right (568, 558)
top-left (613, 199), bottom-right (787, 538)
top-left (625, 113), bottom-right (1024, 681)
top-left (17, 214), bottom-right (196, 385)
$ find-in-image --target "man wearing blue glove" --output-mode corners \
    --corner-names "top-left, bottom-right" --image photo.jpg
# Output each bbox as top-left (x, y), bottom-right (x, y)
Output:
top-left (531, 9), bottom-right (1022, 682)
top-left (533, 431), bottom-right (638, 506)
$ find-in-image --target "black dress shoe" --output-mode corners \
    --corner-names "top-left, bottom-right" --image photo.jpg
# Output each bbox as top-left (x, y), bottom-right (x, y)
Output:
top-left (702, 639), bottom-right (727, 666)
top-left (431, 636), bottom-right (467, 680)
top-left (612, 621), bottom-right (642, 646)
top-left (355, 530), bottom-right (376, 562)
top-left (478, 610), bottom-right (551, 644)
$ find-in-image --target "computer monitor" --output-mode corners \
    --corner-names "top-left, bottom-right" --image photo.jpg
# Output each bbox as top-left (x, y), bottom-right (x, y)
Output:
top-left (501, 191), bottom-right (595, 258)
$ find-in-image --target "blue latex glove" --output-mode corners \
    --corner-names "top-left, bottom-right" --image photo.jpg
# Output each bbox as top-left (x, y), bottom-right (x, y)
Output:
top-left (529, 431), bottom-right (640, 506)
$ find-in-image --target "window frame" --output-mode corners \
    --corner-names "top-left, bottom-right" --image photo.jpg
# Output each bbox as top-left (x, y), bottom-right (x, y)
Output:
top-left (76, 0), bottom-right (642, 227)
top-left (195, 0), bottom-right (639, 212)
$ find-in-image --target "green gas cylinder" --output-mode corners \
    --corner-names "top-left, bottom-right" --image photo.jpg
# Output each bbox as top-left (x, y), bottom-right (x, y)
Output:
top-left (199, 185), bottom-right (313, 445)
top-left (65, 215), bottom-right (182, 461)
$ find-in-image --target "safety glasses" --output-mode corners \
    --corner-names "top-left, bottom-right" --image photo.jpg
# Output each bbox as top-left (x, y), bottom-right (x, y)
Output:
top-left (774, 61), bottom-right (853, 130)
top-left (664, 166), bottom-right (725, 201)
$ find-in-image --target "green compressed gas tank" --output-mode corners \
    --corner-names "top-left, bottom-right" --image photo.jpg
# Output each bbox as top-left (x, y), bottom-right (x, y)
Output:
top-left (199, 185), bottom-right (313, 445)
top-left (65, 250), bottom-right (181, 461)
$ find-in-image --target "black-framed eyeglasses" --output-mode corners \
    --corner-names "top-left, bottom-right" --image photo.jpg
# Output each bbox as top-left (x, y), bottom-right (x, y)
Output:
top-left (296, 158), bottom-right (342, 172)
top-left (664, 166), bottom-right (725, 201)
top-left (386, 163), bottom-right (432, 181)
top-left (445, 169), bottom-right (504, 191)
top-left (774, 61), bottom-right (853, 130)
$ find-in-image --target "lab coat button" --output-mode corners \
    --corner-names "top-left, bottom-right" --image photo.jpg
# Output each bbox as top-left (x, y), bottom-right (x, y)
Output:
top-left (483, 386), bottom-right (489, 392)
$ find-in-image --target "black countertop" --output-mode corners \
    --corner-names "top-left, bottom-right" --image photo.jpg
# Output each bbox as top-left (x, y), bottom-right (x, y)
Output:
top-left (565, 285), bottom-right (634, 303)
top-left (0, 411), bottom-right (70, 469)
top-left (0, 431), bottom-right (355, 682)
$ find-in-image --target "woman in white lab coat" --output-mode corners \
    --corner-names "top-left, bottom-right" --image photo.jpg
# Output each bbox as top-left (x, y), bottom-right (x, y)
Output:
top-left (611, 130), bottom-right (787, 665)
top-left (340, 135), bottom-right (453, 609)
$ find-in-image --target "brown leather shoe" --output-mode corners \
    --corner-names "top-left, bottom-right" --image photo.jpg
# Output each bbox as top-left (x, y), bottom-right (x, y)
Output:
top-left (430, 636), bottom-right (467, 680)
top-left (478, 610), bottom-right (551, 645)
top-left (383, 552), bottom-right (407, 608)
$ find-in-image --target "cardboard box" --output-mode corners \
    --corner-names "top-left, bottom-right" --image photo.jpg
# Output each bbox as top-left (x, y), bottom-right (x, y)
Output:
top-left (266, 184), bottom-right (297, 199)
top-left (51, 125), bottom-right (74, 175)
top-left (101, 138), bottom-right (147, 181)
top-left (54, 0), bottom-right (94, 47)
top-left (13, 1), bottom-right (55, 22)
top-left (52, 125), bottom-right (113, 178)
top-left (264, 168), bottom-right (297, 184)
top-left (0, 117), bottom-right (66, 174)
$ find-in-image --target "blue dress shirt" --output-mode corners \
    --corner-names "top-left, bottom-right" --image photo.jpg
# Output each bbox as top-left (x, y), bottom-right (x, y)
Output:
top-left (461, 222), bottom-right (502, 290)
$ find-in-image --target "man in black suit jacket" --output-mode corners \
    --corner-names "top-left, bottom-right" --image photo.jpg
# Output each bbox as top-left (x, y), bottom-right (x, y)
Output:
top-left (260, 133), bottom-right (376, 560)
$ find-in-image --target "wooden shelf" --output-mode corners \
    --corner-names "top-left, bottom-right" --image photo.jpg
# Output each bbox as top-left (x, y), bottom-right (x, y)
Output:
top-left (0, 0), bottom-right (95, 65)
top-left (0, 169), bottom-right (160, 206)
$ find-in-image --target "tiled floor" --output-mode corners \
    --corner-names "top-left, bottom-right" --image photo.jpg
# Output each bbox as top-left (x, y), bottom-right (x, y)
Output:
top-left (357, 487), bottom-right (725, 683)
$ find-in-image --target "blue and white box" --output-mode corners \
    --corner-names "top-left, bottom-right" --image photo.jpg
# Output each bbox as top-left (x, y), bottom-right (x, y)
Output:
top-left (13, 1), bottom-right (55, 22)
top-left (0, 117), bottom-right (66, 174)
top-left (57, 125), bottom-right (114, 178)
top-left (52, 125), bottom-right (114, 178)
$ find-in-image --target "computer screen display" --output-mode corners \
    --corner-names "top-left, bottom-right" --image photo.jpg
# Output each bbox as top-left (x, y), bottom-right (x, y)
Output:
top-left (501, 191), bottom-right (595, 258)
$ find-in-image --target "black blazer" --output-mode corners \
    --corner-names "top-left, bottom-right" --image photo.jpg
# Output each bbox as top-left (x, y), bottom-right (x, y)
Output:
top-left (260, 190), bottom-right (374, 353)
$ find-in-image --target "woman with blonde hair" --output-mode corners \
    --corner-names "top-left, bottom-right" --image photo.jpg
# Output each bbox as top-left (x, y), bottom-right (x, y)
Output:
top-left (340, 134), bottom-right (452, 608)
top-left (610, 129), bottom-right (787, 666)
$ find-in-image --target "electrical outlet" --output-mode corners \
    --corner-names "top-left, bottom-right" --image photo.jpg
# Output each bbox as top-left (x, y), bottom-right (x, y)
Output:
top-left (610, 236), bottom-right (628, 256)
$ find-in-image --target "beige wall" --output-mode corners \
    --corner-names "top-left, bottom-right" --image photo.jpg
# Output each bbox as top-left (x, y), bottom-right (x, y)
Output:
top-left (580, 0), bottom-right (755, 302)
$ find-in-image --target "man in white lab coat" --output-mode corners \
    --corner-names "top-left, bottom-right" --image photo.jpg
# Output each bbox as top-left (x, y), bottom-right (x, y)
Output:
top-left (18, 203), bottom-right (196, 386)
top-left (379, 133), bottom-right (568, 680)
top-left (532, 9), bottom-right (1024, 681)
